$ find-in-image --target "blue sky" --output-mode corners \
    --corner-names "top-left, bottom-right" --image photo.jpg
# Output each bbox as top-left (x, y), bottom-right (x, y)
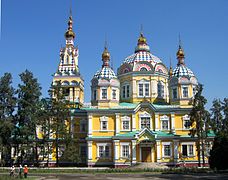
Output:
top-left (0, 0), bottom-right (227, 109)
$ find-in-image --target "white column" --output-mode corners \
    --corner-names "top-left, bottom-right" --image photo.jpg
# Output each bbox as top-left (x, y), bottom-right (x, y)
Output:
top-left (70, 116), bottom-right (74, 138)
top-left (69, 87), bottom-right (73, 102)
top-left (171, 113), bottom-right (175, 133)
top-left (87, 141), bottom-right (92, 161)
top-left (133, 80), bottom-right (137, 97)
top-left (115, 113), bottom-right (120, 135)
top-left (156, 140), bottom-right (161, 162)
top-left (88, 114), bottom-right (92, 137)
top-left (173, 140), bottom-right (179, 163)
top-left (132, 114), bottom-right (136, 131)
top-left (131, 140), bottom-right (137, 164)
top-left (114, 140), bottom-right (119, 162)
top-left (155, 113), bottom-right (159, 131)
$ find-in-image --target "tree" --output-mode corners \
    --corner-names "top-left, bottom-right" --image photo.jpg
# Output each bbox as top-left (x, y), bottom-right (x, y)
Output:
top-left (210, 99), bottom-right (223, 135)
top-left (49, 81), bottom-right (70, 166)
top-left (15, 70), bottom-right (42, 165)
top-left (209, 98), bottom-right (228, 170)
top-left (0, 73), bottom-right (16, 166)
top-left (189, 84), bottom-right (210, 167)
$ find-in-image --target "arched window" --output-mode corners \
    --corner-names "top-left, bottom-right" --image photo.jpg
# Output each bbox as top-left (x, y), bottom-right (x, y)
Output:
top-left (140, 67), bottom-right (148, 71)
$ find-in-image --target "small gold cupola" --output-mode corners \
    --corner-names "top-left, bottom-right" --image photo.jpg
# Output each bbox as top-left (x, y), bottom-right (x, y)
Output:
top-left (102, 46), bottom-right (110, 67)
top-left (65, 15), bottom-right (76, 39)
top-left (138, 32), bottom-right (147, 45)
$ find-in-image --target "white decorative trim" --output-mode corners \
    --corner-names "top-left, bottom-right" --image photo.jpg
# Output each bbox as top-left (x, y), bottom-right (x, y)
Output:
top-left (171, 114), bottom-right (175, 130)
top-left (96, 143), bottom-right (111, 158)
top-left (139, 112), bottom-right (151, 130)
top-left (100, 87), bottom-right (108, 100)
top-left (115, 113), bottom-right (120, 134)
top-left (132, 114), bottom-right (136, 131)
top-left (100, 116), bottom-right (108, 131)
top-left (156, 140), bottom-right (161, 162)
top-left (88, 114), bottom-right (93, 137)
top-left (114, 140), bottom-right (119, 161)
top-left (121, 116), bottom-right (131, 131)
top-left (160, 115), bottom-right (170, 130)
top-left (120, 143), bottom-right (131, 159)
top-left (182, 114), bottom-right (190, 130)
top-left (131, 140), bottom-right (137, 164)
top-left (87, 141), bottom-right (92, 160)
top-left (155, 113), bottom-right (159, 131)
top-left (162, 142), bottom-right (172, 158)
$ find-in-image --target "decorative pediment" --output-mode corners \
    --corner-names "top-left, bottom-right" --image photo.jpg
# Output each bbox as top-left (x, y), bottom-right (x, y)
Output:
top-left (135, 128), bottom-right (156, 142)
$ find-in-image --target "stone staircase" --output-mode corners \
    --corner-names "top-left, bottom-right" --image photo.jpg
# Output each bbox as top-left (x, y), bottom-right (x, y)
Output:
top-left (129, 162), bottom-right (169, 169)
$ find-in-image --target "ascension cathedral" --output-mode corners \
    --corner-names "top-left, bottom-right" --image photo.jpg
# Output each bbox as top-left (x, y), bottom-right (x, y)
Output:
top-left (48, 13), bottom-right (214, 167)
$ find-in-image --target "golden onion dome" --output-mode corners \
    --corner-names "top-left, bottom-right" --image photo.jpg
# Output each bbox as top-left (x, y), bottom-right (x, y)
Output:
top-left (102, 47), bottom-right (110, 60)
top-left (176, 46), bottom-right (185, 58)
top-left (138, 33), bottom-right (147, 44)
top-left (65, 30), bottom-right (75, 39)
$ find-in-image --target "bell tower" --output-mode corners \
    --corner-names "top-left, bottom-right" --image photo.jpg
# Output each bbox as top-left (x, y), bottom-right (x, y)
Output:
top-left (52, 11), bottom-right (84, 107)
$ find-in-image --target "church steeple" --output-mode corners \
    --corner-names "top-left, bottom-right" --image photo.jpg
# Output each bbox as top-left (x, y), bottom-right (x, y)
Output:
top-left (65, 10), bottom-right (76, 45)
top-left (102, 42), bottom-right (111, 68)
top-left (176, 35), bottom-right (185, 65)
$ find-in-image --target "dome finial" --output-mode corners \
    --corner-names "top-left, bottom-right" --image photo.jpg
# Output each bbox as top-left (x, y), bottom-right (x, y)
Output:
top-left (169, 57), bottom-right (173, 77)
top-left (102, 38), bottom-right (110, 67)
top-left (64, 4), bottom-right (75, 39)
top-left (138, 24), bottom-right (147, 45)
top-left (176, 33), bottom-right (185, 65)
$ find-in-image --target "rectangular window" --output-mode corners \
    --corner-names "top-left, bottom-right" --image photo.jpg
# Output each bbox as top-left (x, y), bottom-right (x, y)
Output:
top-left (145, 83), bottom-right (149, 96)
top-left (141, 117), bottom-right (150, 129)
top-left (122, 86), bottom-right (126, 98)
top-left (162, 120), bottom-right (169, 130)
top-left (188, 145), bottom-right (194, 156)
top-left (183, 87), bottom-right (188, 98)
top-left (126, 85), bottom-right (130, 97)
top-left (101, 121), bottom-right (107, 130)
top-left (183, 119), bottom-right (190, 129)
top-left (164, 145), bottom-right (171, 156)
top-left (98, 145), bottom-right (110, 158)
top-left (122, 145), bottom-right (129, 158)
top-left (99, 146), bottom-right (104, 157)
top-left (122, 120), bottom-right (130, 130)
top-left (172, 88), bottom-right (177, 99)
top-left (93, 90), bottom-right (97, 100)
top-left (112, 89), bottom-right (116, 100)
top-left (139, 84), bottom-right (143, 97)
top-left (158, 83), bottom-right (164, 98)
top-left (102, 89), bottom-right (107, 99)
top-left (105, 146), bottom-right (110, 157)
top-left (182, 145), bottom-right (188, 156)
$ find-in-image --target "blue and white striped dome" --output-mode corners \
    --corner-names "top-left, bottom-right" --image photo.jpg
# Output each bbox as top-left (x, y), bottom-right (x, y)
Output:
top-left (172, 64), bottom-right (194, 77)
top-left (94, 67), bottom-right (117, 79)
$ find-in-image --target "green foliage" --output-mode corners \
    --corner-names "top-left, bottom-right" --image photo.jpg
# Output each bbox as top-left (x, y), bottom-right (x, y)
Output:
top-left (189, 84), bottom-right (210, 167)
top-left (48, 81), bottom-right (71, 166)
top-left (210, 135), bottom-right (228, 170)
top-left (209, 98), bottom-right (228, 170)
top-left (0, 73), bottom-right (16, 166)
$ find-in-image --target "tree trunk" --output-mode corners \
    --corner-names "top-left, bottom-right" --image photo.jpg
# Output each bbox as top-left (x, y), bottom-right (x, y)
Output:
top-left (197, 140), bottom-right (201, 167)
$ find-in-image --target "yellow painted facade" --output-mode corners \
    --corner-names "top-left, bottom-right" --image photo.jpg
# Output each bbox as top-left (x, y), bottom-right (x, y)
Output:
top-left (45, 14), bottom-right (214, 167)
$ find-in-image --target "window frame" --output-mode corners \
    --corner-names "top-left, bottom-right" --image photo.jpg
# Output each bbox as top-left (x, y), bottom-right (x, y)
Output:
top-left (162, 142), bottom-right (172, 158)
top-left (100, 116), bottom-right (108, 131)
top-left (139, 112), bottom-right (151, 129)
top-left (121, 116), bottom-right (131, 131)
top-left (160, 115), bottom-right (170, 130)
top-left (97, 143), bottom-right (111, 158)
top-left (112, 88), bottom-right (117, 100)
top-left (182, 114), bottom-right (190, 130)
top-left (101, 88), bottom-right (108, 100)
top-left (157, 81), bottom-right (164, 98)
top-left (181, 143), bottom-right (195, 157)
top-left (182, 86), bottom-right (189, 98)
top-left (120, 143), bottom-right (131, 158)
top-left (138, 81), bottom-right (150, 98)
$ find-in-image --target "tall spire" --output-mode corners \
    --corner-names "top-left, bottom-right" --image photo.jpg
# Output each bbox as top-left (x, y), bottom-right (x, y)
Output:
top-left (176, 34), bottom-right (185, 65)
top-left (65, 7), bottom-right (75, 40)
